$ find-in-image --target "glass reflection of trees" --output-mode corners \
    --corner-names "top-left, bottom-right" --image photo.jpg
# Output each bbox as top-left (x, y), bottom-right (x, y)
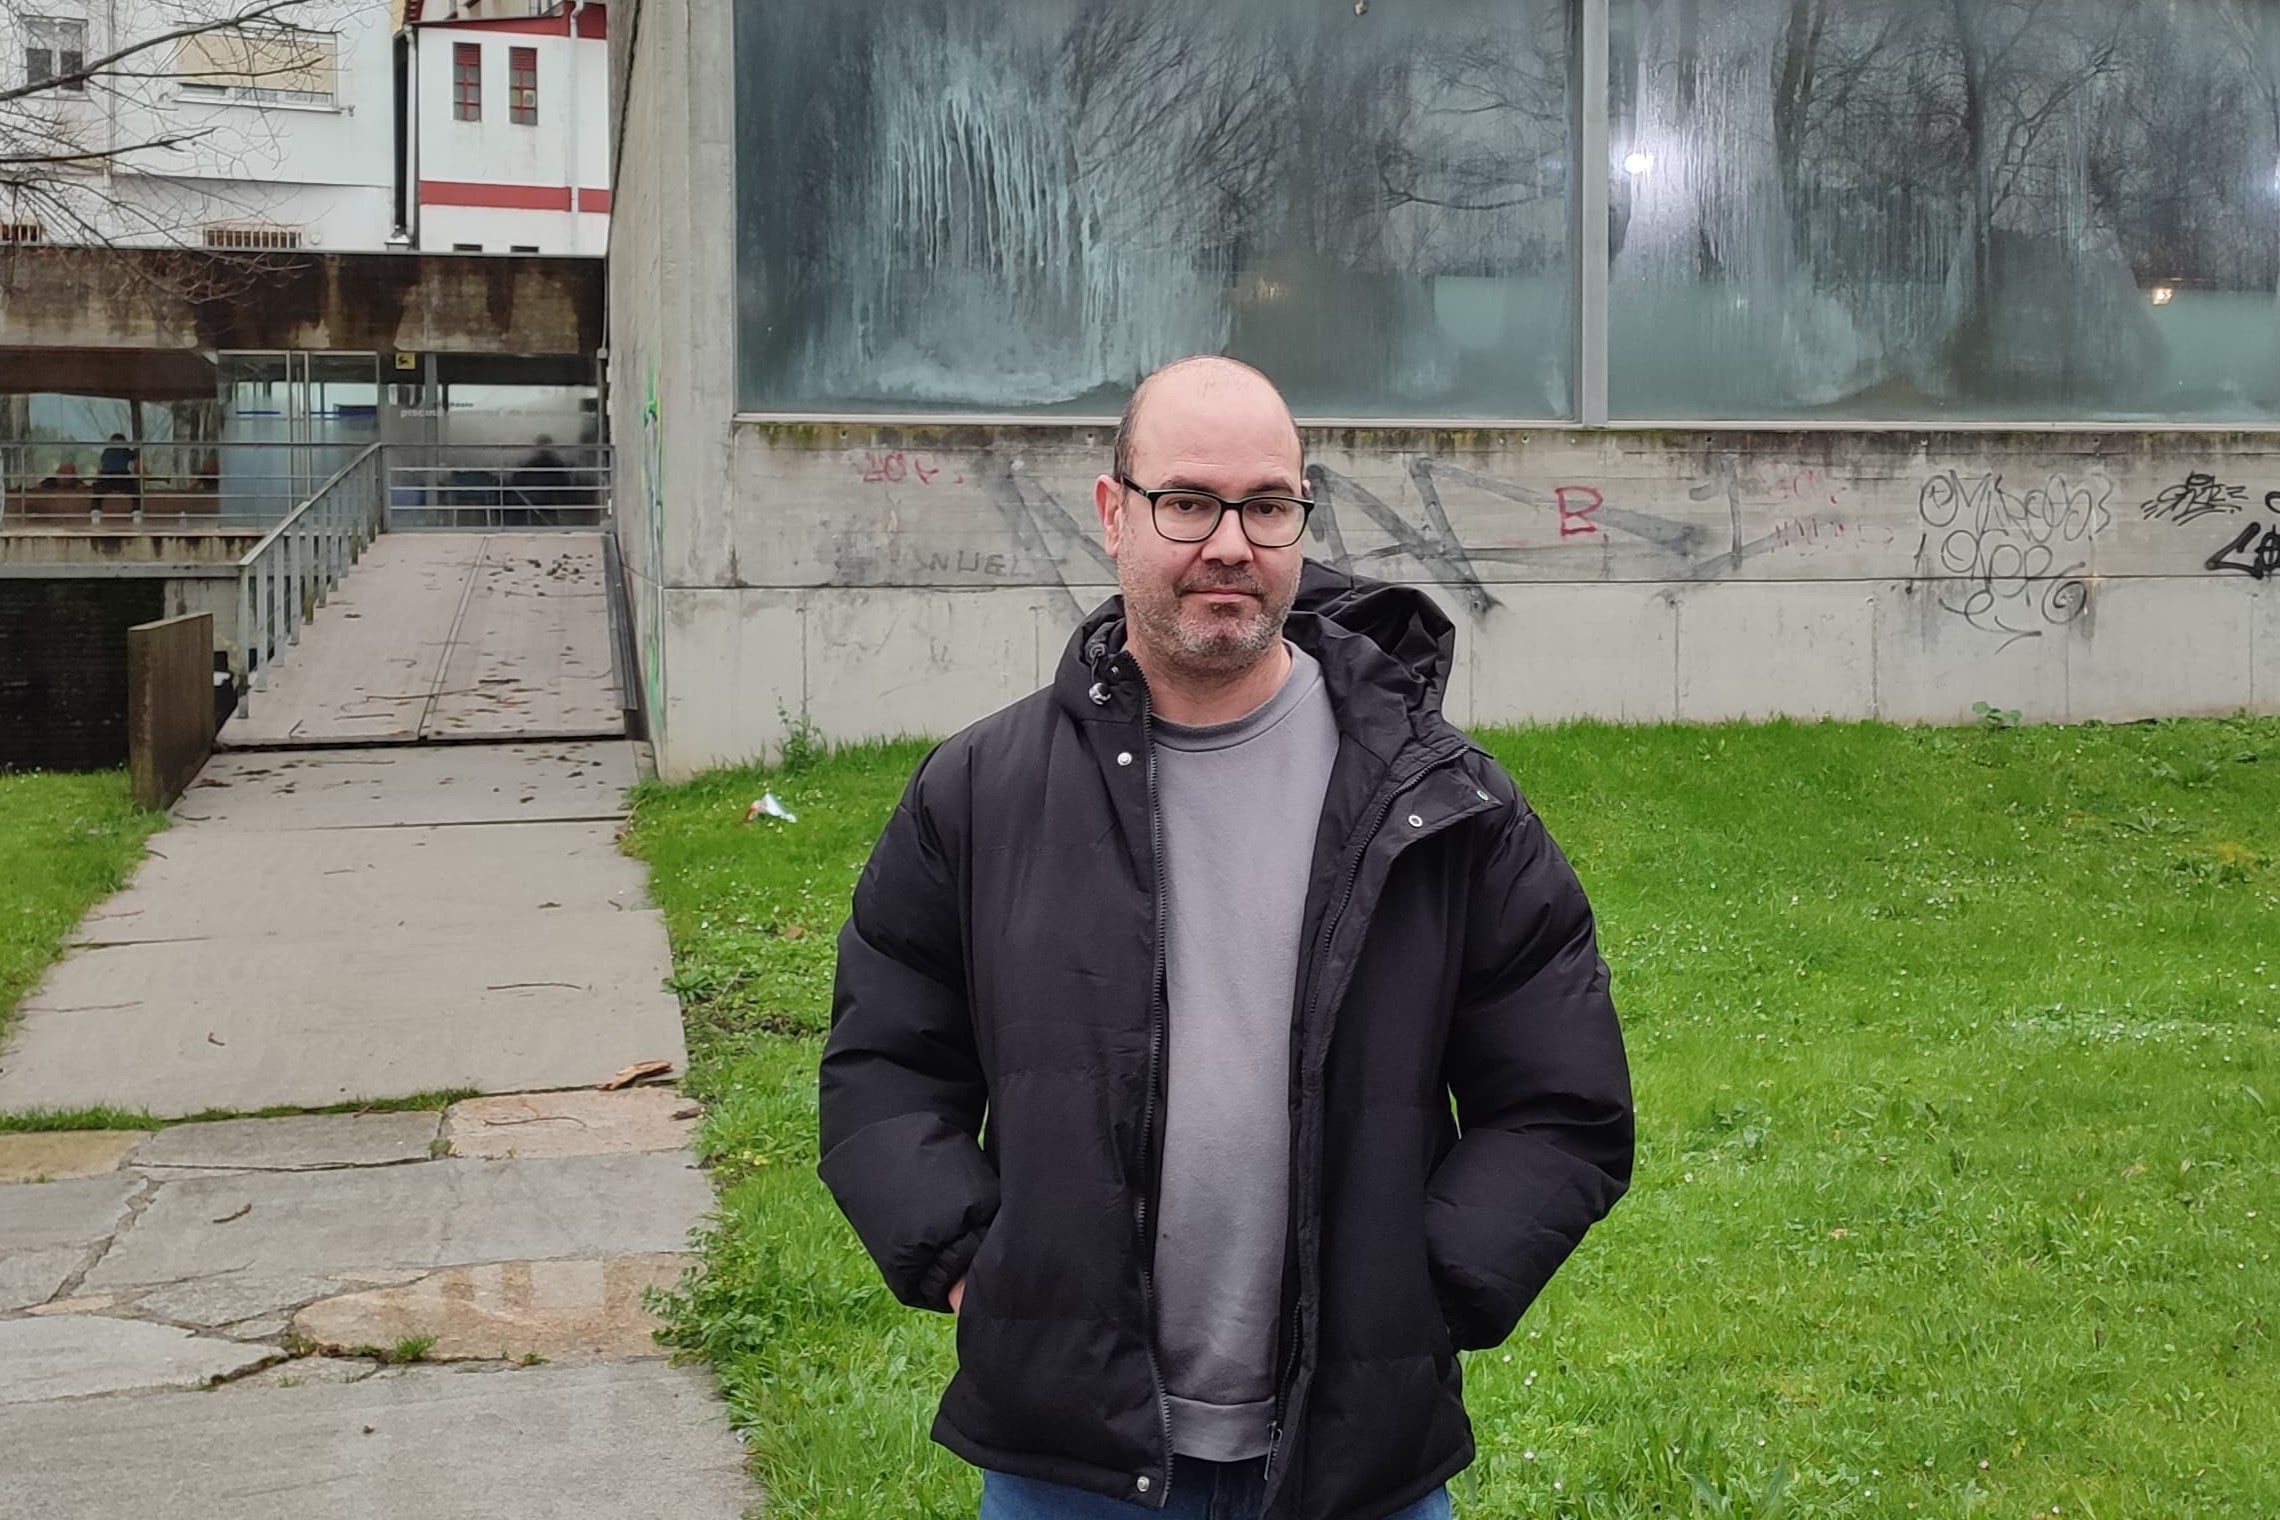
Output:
top-left (735, 0), bottom-right (1573, 417)
top-left (1614, 0), bottom-right (2280, 419)
top-left (735, 0), bottom-right (2280, 422)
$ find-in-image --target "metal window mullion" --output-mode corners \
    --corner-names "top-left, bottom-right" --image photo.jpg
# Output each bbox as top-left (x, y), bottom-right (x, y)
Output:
top-left (1575, 0), bottom-right (1612, 428)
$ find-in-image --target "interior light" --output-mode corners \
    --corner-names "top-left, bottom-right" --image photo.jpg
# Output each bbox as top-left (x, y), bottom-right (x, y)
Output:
top-left (2151, 285), bottom-right (2175, 306)
top-left (1623, 151), bottom-right (1655, 176)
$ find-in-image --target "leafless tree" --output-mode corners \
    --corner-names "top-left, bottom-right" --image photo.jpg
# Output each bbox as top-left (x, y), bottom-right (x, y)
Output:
top-left (2, 0), bottom-right (337, 252)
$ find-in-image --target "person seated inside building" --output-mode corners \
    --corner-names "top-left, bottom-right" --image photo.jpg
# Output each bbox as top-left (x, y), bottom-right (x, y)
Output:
top-left (92, 434), bottom-right (141, 510)
top-left (37, 459), bottom-right (84, 491)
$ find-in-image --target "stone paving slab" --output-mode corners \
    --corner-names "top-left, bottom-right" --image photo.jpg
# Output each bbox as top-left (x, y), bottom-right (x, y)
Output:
top-left (0, 1131), bottom-right (144, 1182)
top-left (219, 534), bottom-right (487, 748)
top-left (444, 1087), bottom-right (700, 1160)
top-left (0, 1361), bottom-right (750, 1519)
top-left (0, 1316), bottom-right (274, 1403)
top-left (131, 1273), bottom-right (366, 1329)
top-left (134, 1114), bottom-right (442, 1173)
top-left (85, 1152), bottom-right (708, 1290)
top-left (0, 917), bottom-right (686, 1115)
top-left (427, 538), bottom-right (622, 740)
top-left (181, 744), bottom-right (636, 831)
top-left (0, 1249), bottom-right (85, 1313)
top-left (74, 822), bottom-right (647, 944)
top-left (0, 1174), bottom-right (142, 1251)
top-left (219, 534), bottom-right (623, 749)
top-left (293, 1254), bottom-right (686, 1363)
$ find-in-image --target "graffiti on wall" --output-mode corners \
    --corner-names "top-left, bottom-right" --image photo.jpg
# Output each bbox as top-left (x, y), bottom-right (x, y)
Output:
top-left (2137, 469), bottom-right (2280, 583)
top-left (1914, 471), bottom-right (2105, 648)
top-left (2206, 517), bottom-right (2280, 580)
top-left (2140, 472), bottom-right (2250, 525)
top-left (825, 438), bottom-right (2271, 647)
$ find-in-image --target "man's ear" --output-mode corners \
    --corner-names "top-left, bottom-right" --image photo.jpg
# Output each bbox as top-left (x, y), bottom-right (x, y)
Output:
top-left (1094, 474), bottom-right (1125, 559)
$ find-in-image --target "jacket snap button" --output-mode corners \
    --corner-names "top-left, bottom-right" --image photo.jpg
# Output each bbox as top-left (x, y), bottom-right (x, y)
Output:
top-left (1476, 789), bottom-right (1493, 802)
top-left (1117, 751), bottom-right (1134, 767)
top-left (1136, 1475), bottom-right (1153, 1494)
top-left (1407, 813), bottom-right (1424, 828)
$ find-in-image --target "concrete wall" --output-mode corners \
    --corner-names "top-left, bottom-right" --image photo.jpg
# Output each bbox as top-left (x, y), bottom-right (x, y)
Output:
top-left (605, 0), bottom-right (735, 770)
top-left (607, 0), bottom-right (2280, 781)
top-left (633, 422), bottom-right (2280, 778)
top-left (127, 612), bottom-right (217, 809)
top-left (0, 247), bottom-right (603, 355)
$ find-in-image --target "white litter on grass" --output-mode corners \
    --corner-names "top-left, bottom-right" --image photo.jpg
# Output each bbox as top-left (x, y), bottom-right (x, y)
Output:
top-left (747, 792), bottom-right (799, 824)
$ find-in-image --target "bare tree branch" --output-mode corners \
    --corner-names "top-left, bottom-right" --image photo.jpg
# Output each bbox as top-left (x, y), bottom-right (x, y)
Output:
top-left (0, 0), bottom-right (324, 106)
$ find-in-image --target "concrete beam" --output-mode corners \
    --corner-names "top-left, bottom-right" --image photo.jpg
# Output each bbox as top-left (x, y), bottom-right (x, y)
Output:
top-left (0, 248), bottom-right (601, 356)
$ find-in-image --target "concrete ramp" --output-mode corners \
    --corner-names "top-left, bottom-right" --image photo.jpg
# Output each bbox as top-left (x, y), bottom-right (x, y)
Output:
top-left (221, 533), bottom-right (622, 748)
top-left (0, 743), bottom-right (684, 1117)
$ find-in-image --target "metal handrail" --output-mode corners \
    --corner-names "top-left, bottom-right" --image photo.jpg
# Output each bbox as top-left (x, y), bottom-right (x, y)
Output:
top-left (232, 443), bottom-right (388, 714)
top-left (1, 438), bottom-right (379, 529)
top-left (385, 444), bottom-right (614, 529)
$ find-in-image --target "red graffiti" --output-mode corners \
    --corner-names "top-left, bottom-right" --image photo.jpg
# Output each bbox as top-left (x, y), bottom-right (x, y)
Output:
top-left (857, 450), bottom-right (947, 485)
top-left (1778, 467), bottom-right (1847, 507)
top-left (1555, 485), bottom-right (1604, 539)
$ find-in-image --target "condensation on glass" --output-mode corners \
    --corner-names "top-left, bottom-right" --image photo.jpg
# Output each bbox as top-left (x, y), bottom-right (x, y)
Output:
top-left (1610, 0), bottom-right (2280, 421)
top-left (733, 0), bottom-right (1573, 418)
top-left (734, 0), bottom-right (2280, 424)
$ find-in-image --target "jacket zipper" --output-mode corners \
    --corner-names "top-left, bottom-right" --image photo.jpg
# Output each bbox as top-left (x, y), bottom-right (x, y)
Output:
top-left (1133, 691), bottom-right (1175, 1508)
top-left (1266, 739), bottom-right (1473, 1498)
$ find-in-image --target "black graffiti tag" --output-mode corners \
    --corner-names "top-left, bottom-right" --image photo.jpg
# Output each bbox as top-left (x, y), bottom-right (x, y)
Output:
top-left (2140, 471), bottom-right (2250, 525)
top-left (2206, 517), bottom-right (2280, 580)
top-left (1918, 470), bottom-right (2105, 647)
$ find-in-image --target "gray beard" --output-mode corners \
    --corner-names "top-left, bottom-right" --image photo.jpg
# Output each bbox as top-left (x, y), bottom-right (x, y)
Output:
top-left (1121, 575), bottom-right (1292, 681)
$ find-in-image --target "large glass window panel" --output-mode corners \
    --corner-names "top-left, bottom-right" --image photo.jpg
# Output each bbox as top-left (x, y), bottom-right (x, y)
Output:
top-left (1608, 0), bottom-right (2280, 422)
top-left (734, 0), bottom-right (1573, 417)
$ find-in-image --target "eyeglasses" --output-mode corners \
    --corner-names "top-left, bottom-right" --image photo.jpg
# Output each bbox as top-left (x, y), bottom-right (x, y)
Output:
top-left (1117, 476), bottom-right (1314, 549)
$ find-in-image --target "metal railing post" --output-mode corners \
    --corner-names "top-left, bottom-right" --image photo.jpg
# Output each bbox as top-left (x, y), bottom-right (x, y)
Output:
top-left (234, 566), bottom-right (254, 716)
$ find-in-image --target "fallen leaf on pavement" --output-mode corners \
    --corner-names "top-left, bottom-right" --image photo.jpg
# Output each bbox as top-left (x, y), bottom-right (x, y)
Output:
top-left (598, 1059), bottom-right (674, 1091)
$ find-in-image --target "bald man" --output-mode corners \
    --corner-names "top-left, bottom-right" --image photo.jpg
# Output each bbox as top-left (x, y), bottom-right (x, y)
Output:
top-left (820, 358), bottom-right (1633, 1520)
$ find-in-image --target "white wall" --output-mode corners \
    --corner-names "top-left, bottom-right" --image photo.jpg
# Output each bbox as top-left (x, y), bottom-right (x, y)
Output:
top-left (8, 0), bottom-right (396, 249)
top-left (419, 203), bottom-right (607, 255)
top-left (411, 19), bottom-right (608, 254)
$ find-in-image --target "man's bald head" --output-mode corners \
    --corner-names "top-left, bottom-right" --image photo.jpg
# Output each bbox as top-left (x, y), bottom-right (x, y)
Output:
top-left (1112, 356), bottom-right (1303, 484)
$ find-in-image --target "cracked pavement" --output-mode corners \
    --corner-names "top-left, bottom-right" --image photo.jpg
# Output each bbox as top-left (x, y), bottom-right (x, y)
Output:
top-left (0, 738), bottom-right (751, 1518)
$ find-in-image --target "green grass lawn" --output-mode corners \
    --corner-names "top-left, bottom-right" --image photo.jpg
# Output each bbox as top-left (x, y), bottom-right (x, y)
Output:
top-left (0, 770), bottom-right (163, 1046)
top-left (625, 718), bottom-right (2280, 1520)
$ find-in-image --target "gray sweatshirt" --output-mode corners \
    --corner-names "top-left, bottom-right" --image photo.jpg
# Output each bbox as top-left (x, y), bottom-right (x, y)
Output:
top-left (1150, 645), bottom-right (1339, 1462)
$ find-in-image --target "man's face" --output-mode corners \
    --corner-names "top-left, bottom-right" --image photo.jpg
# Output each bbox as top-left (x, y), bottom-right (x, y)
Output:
top-left (1096, 370), bottom-right (1306, 682)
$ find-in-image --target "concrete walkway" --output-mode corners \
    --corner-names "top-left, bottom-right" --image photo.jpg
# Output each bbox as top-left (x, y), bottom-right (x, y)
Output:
top-left (219, 533), bottom-right (624, 749)
top-left (0, 743), bottom-right (682, 1114)
top-left (0, 743), bottom-right (753, 1518)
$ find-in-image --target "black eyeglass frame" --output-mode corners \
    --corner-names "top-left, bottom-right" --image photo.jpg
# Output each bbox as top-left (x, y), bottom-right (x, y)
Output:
top-left (1116, 475), bottom-right (1316, 548)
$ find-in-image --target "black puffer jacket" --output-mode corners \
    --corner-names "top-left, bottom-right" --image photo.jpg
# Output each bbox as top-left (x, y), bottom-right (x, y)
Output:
top-left (819, 563), bottom-right (1633, 1520)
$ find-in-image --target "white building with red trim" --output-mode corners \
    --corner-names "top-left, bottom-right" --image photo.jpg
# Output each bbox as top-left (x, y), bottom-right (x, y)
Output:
top-left (395, 0), bottom-right (609, 255)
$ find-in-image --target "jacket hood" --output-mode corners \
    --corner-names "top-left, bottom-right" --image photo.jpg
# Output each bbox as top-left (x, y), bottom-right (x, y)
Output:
top-left (1060, 560), bottom-right (1460, 725)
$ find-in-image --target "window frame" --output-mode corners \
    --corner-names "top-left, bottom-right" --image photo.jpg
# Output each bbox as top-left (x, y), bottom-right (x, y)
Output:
top-left (452, 40), bottom-right (481, 122)
top-left (24, 15), bottom-right (88, 93)
top-left (508, 44), bottom-right (537, 126)
top-left (175, 24), bottom-right (339, 108)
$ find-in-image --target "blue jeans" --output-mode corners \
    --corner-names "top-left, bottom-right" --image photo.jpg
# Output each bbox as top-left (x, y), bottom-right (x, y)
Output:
top-left (980, 1458), bottom-right (1453, 1520)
